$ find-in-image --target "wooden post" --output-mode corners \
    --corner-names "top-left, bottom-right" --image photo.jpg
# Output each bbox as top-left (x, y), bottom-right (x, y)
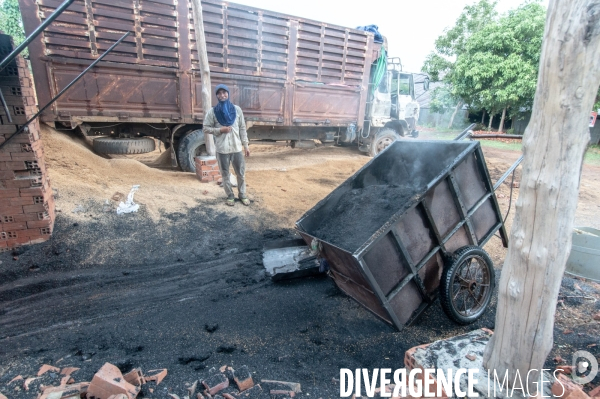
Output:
top-left (483, 0), bottom-right (600, 392)
top-left (191, 0), bottom-right (216, 156)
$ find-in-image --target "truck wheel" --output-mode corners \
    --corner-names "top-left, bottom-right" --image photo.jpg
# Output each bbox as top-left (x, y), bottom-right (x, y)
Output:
top-left (369, 128), bottom-right (401, 157)
top-left (92, 137), bottom-right (155, 154)
top-left (177, 129), bottom-right (207, 173)
top-left (440, 246), bottom-right (495, 325)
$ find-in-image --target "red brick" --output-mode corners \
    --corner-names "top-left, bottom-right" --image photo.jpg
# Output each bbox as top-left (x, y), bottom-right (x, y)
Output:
top-left (0, 171), bottom-right (15, 179)
top-left (589, 385), bottom-right (600, 397)
top-left (0, 206), bottom-right (24, 215)
top-left (19, 187), bottom-right (45, 196)
top-left (552, 373), bottom-right (585, 398)
top-left (3, 179), bottom-right (34, 189)
top-left (0, 188), bottom-right (20, 198)
top-left (22, 204), bottom-right (46, 213)
top-left (87, 363), bottom-right (140, 399)
top-left (0, 154), bottom-right (11, 162)
top-left (9, 197), bottom-right (33, 206)
top-left (202, 374), bottom-right (229, 396)
top-left (2, 221), bottom-right (27, 231)
top-left (27, 220), bottom-right (52, 229)
top-left (11, 152), bottom-right (39, 161)
top-left (233, 366), bottom-right (254, 392)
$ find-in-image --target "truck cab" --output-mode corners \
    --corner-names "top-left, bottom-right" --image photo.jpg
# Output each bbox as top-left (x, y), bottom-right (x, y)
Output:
top-left (360, 56), bottom-right (425, 156)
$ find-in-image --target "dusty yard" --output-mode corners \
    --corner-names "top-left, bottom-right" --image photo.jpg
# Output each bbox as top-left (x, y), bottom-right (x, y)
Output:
top-left (0, 127), bottom-right (598, 398)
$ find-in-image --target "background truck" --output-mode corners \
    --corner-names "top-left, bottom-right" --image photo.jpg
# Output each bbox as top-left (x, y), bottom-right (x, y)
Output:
top-left (18, 0), bottom-right (427, 172)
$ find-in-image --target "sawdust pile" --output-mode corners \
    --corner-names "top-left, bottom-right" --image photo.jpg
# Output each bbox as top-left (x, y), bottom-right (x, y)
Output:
top-left (41, 125), bottom-right (233, 221)
top-left (40, 125), bottom-right (370, 226)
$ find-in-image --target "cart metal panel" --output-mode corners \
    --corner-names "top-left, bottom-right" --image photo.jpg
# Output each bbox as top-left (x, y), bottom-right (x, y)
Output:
top-left (296, 140), bottom-right (508, 330)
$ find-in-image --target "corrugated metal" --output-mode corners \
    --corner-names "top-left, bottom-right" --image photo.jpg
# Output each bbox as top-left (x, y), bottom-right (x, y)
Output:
top-left (19, 0), bottom-right (375, 126)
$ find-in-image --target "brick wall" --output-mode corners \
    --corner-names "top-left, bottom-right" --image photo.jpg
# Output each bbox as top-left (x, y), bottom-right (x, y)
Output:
top-left (0, 33), bottom-right (55, 250)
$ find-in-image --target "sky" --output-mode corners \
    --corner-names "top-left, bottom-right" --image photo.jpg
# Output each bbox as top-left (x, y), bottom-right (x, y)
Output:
top-left (231, 0), bottom-right (549, 72)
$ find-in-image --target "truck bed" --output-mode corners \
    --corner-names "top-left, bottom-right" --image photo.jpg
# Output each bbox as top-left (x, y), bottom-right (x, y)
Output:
top-left (18, 0), bottom-right (376, 128)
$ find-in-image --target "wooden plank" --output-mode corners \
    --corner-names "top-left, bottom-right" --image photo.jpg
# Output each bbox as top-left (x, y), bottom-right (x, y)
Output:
top-left (96, 41), bottom-right (139, 53)
top-left (227, 29), bottom-right (258, 41)
top-left (203, 25), bottom-right (224, 35)
top-left (203, 14), bottom-right (224, 24)
top-left (44, 25), bottom-right (89, 36)
top-left (296, 58), bottom-right (319, 67)
top-left (298, 23), bottom-right (321, 34)
top-left (261, 52), bottom-right (287, 62)
top-left (262, 43), bottom-right (287, 53)
top-left (226, 8), bottom-right (259, 21)
top-left (226, 38), bottom-right (258, 49)
top-left (141, 0), bottom-right (175, 6)
top-left (261, 16), bottom-right (289, 28)
top-left (139, 3), bottom-right (176, 15)
top-left (139, 15), bottom-right (177, 27)
top-left (347, 50), bottom-right (367, 58)
top-left (298, 33), bottom-right (320, 44)
top-left (296, 50), bottom-right (320, 59)
top-left (261, 25), bottom-right (287, 36)
top-left (139, 26), bottom-right (178, 38)
top-left (323, 28), bottom-right (345, 39)
top-left (142, 47), bottom-right (178, 58)
top-left (91, 0), bottom-right (133, 9)
top-left (94, 20), bottom-right (134, 31)
top-left (38, 0), bottom-right (86, 13)
top-left (40, 11), bottom-right (87, 25)
top-left (227, 58), bottom-right (258, 68)
top-left (227, 19), bottom-right (258, 29)
top-left (227, 48), bottom-right (259, 60)
top-left (323, 37), bottom-right (344, 46)
top-left (295, 66), bottom-right (319, 76)
top-left (92, 7), bottom-right (135, 21)
top-left (44, 36), bottom-right (91, 49)
top-left (297, 41), bottom-right (320, 52)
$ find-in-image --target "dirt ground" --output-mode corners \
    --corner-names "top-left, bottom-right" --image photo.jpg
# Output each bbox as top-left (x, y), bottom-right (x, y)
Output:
top-left (0, 127), bottom-right (599, 398)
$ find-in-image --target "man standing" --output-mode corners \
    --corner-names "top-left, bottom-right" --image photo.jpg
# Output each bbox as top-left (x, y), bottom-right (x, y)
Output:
top-left (203, 84), bottom-right (251, 206)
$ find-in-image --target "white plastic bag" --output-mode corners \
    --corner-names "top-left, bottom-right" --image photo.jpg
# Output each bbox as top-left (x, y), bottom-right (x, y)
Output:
top-left (117, 185), bottom-right (140, 215)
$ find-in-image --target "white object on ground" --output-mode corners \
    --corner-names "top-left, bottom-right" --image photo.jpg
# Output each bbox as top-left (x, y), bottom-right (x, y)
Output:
top-left (117, 185), bottom-right (141, 215)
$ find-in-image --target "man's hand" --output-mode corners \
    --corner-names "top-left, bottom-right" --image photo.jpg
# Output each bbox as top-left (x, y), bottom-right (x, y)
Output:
top-left (219, 126), bottom-right (232, 134)
top-left (245, 147), bottom-right (250, 157)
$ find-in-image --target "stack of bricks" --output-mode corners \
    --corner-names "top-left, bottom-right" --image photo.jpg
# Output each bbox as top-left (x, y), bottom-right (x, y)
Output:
top-left (195, 155), bottom-right (221, 183)
top-left (0, 33), bottom-right (55, 250)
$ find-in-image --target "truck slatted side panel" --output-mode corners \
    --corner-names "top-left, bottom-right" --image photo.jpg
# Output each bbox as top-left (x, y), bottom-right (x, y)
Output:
top-left (19, 0), bottom-right (374, 125)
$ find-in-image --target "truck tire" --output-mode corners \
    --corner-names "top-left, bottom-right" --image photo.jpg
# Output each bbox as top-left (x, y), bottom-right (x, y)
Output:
top-left (369, 128), bottom-right (401, 157)
top-left (177, 129), bottom-right (206, 173)
top-left (439, 246), bottom-right (495, 325)
top-left (92, 137), bottom-right (155, 154)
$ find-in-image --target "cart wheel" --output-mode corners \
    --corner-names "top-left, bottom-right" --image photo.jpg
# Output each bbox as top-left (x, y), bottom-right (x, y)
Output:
top-left (440, 246), bottom-right (495, 325)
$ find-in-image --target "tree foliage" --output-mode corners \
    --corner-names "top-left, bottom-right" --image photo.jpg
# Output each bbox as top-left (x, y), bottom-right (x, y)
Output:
top-left (453, 1), bottom-right (546, 115)
top-left (0, 0), bottom-right (26, 54)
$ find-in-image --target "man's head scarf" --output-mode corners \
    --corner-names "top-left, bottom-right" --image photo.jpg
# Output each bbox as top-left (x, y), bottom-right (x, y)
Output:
top-left (213, 84), bottom-right (237, 126)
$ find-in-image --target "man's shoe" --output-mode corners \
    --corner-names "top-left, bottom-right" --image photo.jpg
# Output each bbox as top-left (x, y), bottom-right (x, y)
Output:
top-left (240, 198), bottom-right (250, 206)
top-left (226, 198), bottom-right (235, 206)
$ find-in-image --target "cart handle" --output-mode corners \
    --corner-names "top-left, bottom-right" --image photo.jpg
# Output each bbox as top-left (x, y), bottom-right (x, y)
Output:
top-left (493, 155), bottom-right (524, 191)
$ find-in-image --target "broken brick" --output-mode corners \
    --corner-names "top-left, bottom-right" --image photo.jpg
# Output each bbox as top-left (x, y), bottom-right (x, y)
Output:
top-left (0, 393), bottom-right (7, 399)
top-left (233, 365), bottom-right (254, 392)
top-left (87, 362), bottom-right (140, 399)
top-left (107, 395), bottom-right (129, 399)
top-left (552, 373), bottom-right (586, 398)
top-left (270, 390), bottom-right (295, 398)
top-left (202, 373), bottom-right (229, 396)
top-left (38, 364), bottom-right (60, 376)
top-left (556, 365), bottom-right (575, 375)
top-left (188, 380), bottom-right (198, 396)
top-left (39, 382), bottom-right (89, 399)
top-left (23, 377), bottom-right (39, 390)
top-left (8, 375), bottom-right (23, 384)
top-left (589, 385), bottom-right (600, 397)
top-left (123, 368), bottom-right (145, 386)
top-left (260, 381), bottom-right (301, 394)
top-left (60, 367), bottom-right (80, 376)
top-left (236, 385), bottom-right (262, 399)
top-left (145, 369), bottom-right (167, 385)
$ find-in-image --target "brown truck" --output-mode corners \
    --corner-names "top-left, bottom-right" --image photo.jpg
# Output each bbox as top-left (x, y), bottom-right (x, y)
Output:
top-left (18, 0), bottom-right (426, 172)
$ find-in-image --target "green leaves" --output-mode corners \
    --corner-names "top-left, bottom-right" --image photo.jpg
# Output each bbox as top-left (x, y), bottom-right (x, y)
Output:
top-left (453, 1), bottom-right (546, 113)
top-left (0, 0), bottom-right (26, 56)
top-left (422, 0), bottom-right (546, 119)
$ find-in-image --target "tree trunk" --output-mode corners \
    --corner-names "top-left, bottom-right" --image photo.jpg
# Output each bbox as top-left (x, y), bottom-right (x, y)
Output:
top-left (487, 111), bottom-right (494, 131)
top-left (448, 102), bottom-right (462, 129)
top-left (481, 110), bottom-right (486, 125)
top-left (498, 106), bottom-right (507, 133)
top-left (191, 0), bottom-right (216, 156)
top-left (483, 0), bottom-right (600, 393)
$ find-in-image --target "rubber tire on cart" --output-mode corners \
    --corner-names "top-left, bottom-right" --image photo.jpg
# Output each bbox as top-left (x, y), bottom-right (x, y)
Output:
top-left (93, 137), bottom-right (155, 155)
top-left (439, 245), bottom-right (495, 325)
top-left (369, 128), bottom-right (401, 157)
top-left (177, 129), bottom-right (207, 173)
